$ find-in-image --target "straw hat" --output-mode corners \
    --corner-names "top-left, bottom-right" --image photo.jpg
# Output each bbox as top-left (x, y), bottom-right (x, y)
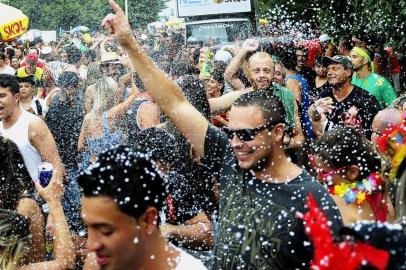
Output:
top-left (99, 51), bottom-right (122, 65)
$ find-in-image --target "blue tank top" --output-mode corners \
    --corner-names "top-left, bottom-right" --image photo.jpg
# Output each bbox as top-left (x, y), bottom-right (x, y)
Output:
top-left (82, 112), bottom-right (122, 168)
top-left (285, 74), bottom-right (314, 140)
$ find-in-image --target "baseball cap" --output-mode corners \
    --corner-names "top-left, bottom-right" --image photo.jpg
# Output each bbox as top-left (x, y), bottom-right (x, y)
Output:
top-left (25, 53), bottom-right (38, 64)
top-left (322, 55), bottom-right (353, 70)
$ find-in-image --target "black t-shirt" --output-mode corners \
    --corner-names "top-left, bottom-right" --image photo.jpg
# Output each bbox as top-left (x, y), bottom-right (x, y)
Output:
top-left (204, 125), bottom-right (343, 270)
top-left (165, 170), bottom-right (203, 225)
top-left (317, 85), bottom-right (380, 138)
top-left (310, 82), bottom-right (330, 105)
top-left (46, 94), bottom-right (84, 169)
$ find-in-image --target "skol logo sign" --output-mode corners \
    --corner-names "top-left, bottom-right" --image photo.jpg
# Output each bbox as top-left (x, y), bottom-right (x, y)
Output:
top-left (0, 18), bottom-right (29, 41)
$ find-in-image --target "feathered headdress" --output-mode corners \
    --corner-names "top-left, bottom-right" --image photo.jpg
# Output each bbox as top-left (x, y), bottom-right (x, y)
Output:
top-left (298, 193), bottom-right (389, 270)
top-left (376, 112), bottom-right (406, 179)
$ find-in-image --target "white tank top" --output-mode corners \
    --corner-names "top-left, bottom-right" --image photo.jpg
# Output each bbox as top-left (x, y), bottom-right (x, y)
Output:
top-left (0, 110), bottom-right (42, 181)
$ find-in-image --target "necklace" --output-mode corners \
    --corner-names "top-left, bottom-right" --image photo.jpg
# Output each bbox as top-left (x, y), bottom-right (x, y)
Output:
top-left (329, 172), bottom-right (383, 205)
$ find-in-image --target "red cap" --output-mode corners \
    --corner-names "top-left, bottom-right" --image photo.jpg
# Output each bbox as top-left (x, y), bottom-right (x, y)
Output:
top-left (25, 53), bottom-right (39, 64)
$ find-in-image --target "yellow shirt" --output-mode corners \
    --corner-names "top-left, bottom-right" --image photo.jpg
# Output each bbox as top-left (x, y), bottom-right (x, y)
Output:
top-left (17, 67), bottom-right (44, 81)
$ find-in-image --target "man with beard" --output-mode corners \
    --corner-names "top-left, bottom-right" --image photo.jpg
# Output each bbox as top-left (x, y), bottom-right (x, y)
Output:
top-left (309, 55), bottom-right (380, 138)
top-left (295, 46), bottom-right (316, 91)
top-left (100, 2), bottom-right (343, 269)
top-left (351, 46), bottom-right (397, 108)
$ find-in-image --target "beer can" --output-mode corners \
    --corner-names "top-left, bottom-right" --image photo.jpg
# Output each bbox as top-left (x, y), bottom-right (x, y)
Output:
top-left (38, 162), bottom-right (53, 187)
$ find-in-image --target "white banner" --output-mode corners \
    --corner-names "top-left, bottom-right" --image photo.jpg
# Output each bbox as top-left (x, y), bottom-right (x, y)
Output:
top-left (178, 0), bottom-right (252, 17)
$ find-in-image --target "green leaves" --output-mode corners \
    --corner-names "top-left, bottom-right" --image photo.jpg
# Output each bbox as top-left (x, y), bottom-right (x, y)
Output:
top-left (259, 0), bottom-right (405, 48)
top-left (4, 0), bottom-right (167, 32)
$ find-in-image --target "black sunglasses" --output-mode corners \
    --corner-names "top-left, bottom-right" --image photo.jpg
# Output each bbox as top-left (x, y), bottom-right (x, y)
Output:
top-left (223, 122), bottom-right (280, 141)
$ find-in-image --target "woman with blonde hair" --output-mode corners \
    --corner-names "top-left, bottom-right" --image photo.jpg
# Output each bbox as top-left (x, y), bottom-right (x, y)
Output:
top-left (78, 76), bottom-right (137, 167)
top-left (0, 181), bottom-right (75, 270)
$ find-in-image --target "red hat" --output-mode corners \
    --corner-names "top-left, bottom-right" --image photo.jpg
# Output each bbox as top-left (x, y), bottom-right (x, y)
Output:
top-left (25, 53), bottom-right (38, 64)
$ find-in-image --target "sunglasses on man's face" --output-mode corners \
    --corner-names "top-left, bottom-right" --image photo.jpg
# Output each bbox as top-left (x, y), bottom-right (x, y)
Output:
top-left (223, 122), bottom-right (279, 141)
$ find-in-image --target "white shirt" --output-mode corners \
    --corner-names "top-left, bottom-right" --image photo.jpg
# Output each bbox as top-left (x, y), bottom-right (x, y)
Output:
top-left (0, 110), bottom-right (42, 181)
top-left (175, 246), bottom-right (208, 270)
top-left (0, 65), bottom-right (15, 75)
top-left (20, 97), bottom-right (48, 116)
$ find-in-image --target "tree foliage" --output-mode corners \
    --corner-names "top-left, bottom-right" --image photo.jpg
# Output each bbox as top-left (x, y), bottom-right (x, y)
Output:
top-left (259, 0), bottom-right (406, 48)
top-left (1, 0), bottom-right (166, 31)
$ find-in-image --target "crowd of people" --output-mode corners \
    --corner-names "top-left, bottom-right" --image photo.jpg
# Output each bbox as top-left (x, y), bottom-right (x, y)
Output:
top-left (1, 0), bottom-right (406, 269)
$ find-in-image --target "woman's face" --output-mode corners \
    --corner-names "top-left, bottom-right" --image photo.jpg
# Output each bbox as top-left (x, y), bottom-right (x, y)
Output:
top-left (311, 156), bottom-right (351, 186)
top-left (315, 64), bottom-right (327, 77)
top-left (205, 77), bottom-right (222, 99)
top-left (11, 57), bottom-right (20, 69)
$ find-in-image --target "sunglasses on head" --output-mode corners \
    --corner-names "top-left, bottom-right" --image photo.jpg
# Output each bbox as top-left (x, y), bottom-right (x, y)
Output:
top-left (223, 122), bottom-right (280, 141)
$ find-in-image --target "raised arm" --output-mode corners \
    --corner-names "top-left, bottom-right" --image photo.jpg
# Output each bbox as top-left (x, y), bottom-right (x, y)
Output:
top-left (20, 176), bottom-right (75, 270)
top-left (103, 0), bottom-right (208, 157)
top-left (29, 118), bottom-right (65, 187)
top-left (224, 39), bottom-right (259, 91)
top-left (209, 90), bottom-right (247, 114)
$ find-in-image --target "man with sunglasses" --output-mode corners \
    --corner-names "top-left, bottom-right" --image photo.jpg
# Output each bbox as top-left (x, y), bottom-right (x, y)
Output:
top-left (102, 1), bottom-right (343, 269)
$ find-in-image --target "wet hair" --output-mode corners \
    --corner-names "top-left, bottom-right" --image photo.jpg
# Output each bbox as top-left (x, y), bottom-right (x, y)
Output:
top-left (5, 47), bottom-right (15, 60)
top-left (17, 75), bottom-right (38, 87)
top-left (170, 61), bottom-right (199, 78)
top-left (134, 127), bottom-right (180, 166)
top-left (85, 63), bottom-right (103, 87)
top-left (248, 52), bottom-right (274, 68)
top-left (78, 145), bottom-right (166, 219)
top-left (83, 49), bottom-right (96, 62)
top-left (278, 44), bottom-right (297, 70)
top-left (295, 45), bottom-right (308, 54)
top-left (211, 61), bottom-right (226, 95)
top-left (65, 46), bottom-right (82, 64)
top-left (314, 126), bottom-right (381, 179)
top-left (233, 90), bottom-right (286, 126)
top-left (0, 209), bottom-right (30, 270)
top-left (339, 37), bottom-right (353, 51)
top-left (57, 71), bottom-right (79, 88)
top-left (0, 74), bottom-right (20, 95)
top-left (92, 77), bottom-right (118, 113)
top-left (0, 136), bottom-right (33, 210)
top-left (28, 47), bottom-right (40, 55)
top-left (176, 75), bottom-right (211, 120)
top-left (191, 49), bottom-right (200, 66)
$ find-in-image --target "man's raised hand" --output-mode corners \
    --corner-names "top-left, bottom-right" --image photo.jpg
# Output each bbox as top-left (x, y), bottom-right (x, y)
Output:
top-left (101, 0), bottom-right (133, 46)
top-left (241, 38), bottom-right (260, 53)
